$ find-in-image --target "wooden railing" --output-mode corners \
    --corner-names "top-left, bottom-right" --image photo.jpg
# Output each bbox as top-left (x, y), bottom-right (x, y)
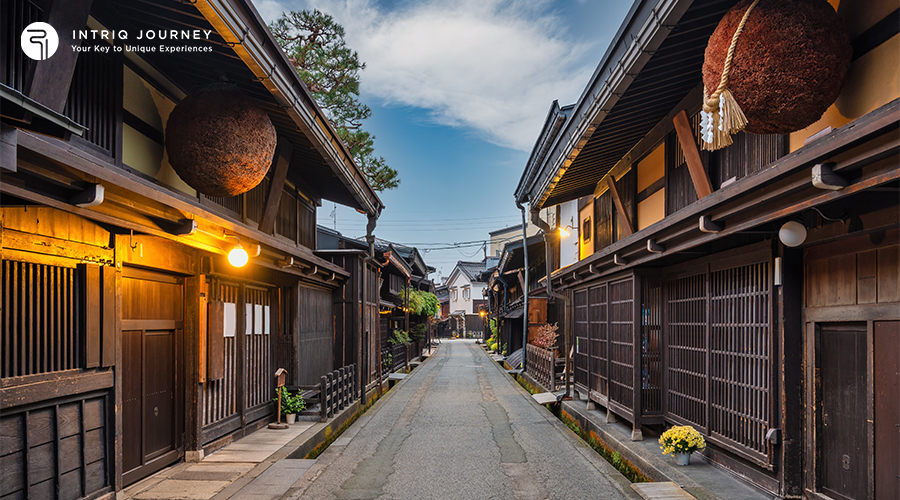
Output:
top-left (526, 344), bottom-right (556, 392)
top-left (298, 364), bottom-right (356, 422)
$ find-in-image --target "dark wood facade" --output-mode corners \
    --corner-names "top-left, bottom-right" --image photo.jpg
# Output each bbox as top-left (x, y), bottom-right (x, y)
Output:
top-left (0, 0), bottom-right (383, 497)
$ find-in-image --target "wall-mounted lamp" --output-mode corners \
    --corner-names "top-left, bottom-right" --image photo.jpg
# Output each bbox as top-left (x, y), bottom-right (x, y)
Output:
top-left (225, 234), bottom-right (249, 267)
top-left (558, 225), bottom-right (576, 237)
top-left (778, 221), bottom-right (807, 248)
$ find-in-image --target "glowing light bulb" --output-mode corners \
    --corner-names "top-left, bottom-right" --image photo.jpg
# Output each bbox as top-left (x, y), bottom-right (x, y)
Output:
top-left (558, 226), bottom-right (570, 237)
top-left (228, 245), bottom-right (249, 267)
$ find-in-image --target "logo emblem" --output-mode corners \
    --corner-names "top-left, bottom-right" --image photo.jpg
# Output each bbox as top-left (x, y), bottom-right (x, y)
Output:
top-left (21, 22), bottom-right (59, 61)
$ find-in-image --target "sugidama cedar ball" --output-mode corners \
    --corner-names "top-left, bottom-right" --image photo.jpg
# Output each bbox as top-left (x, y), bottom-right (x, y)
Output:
top-left (165, 89), bottom-right (277, 197)
top-left (702, 0), bottom-right (851, 135)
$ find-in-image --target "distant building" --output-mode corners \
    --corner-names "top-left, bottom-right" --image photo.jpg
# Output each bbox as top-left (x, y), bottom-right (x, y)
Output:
top-left (489, 224), bottom-right (537, 258)
top-left (445, 257), bottom-right (499, 337)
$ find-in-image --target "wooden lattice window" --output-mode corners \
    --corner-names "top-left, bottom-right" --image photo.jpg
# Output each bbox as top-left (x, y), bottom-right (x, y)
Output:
top-left (2, 261), bottom-right (81, 378)
top-left (664, 249), bottom-right (773, 465)
top-left (709, 260), bottom-right (771, 461)
top-left (588, 284), bottom-right (608, 399)
top-left (573, 289), bottom-right (589, 392)
top-left (243, 287), bottom-right (272, 413)
top-left (608, 279), bottom-right (634, 410)
top-left (665, 272), bottom-right (707, 428)
top-left (201, 282), bottom-right (239, 430)
top-left (641, 276), bottom-right (663, 414)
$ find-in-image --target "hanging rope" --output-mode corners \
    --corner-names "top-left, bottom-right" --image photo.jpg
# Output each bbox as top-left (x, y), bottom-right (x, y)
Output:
top-left (700, 0), bottom-right (760, 151)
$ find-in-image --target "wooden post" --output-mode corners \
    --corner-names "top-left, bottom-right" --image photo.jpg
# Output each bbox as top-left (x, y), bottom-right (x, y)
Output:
top-left (26, 0), bottom-right (94, 112)
top-left (258, 139), bottom-right (293, 235)
top-left (673, 110), bottom-right (714, 199)
top-left (606, 176), bottom-right (634, 237)
top-left (268, 368), bottom-right (288, 429)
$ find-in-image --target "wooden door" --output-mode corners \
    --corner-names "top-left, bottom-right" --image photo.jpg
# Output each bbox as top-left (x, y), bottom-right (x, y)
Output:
top-left (121, 269), bottom-right (184, 485)
top-left (875, 321), bottom-right (899, 499)
top-left (820, 323), bottom-right (867, 500)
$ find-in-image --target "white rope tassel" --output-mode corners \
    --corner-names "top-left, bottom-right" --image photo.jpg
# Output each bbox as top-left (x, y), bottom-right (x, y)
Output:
top-left (699, 0), bottom-right (759, 151)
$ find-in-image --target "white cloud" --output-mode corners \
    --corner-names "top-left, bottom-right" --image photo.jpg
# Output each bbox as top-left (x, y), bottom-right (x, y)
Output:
top-left (264, 0), bottom-right (597, 151)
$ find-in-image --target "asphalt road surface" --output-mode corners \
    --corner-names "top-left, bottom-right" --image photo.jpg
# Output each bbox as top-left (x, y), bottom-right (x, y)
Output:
top-left (285, 339), bottom-right (635, 500)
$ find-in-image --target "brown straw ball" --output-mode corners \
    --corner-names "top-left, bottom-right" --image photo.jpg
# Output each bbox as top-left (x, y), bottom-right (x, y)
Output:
top-left (702, 0), bottom-right (851, 135)
top-left (165, 89), bottom-right (277, 197)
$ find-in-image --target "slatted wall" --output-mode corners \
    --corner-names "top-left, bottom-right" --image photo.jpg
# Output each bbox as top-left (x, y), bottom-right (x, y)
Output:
top-left (608, 279), bottom-right (634, 411)
top-left (2, 261), bottom-right (81, 378)
top-left (594, 190), bottom-right (615, 250)
top-left (709, 261), bottom-right (770, 461)
top-left (665, 272), bottom-right (707, 428)
top-left (201, 283), bottom-right (239, 429)
top-left (588, 284), bottom-right (608, 400)
top-left (65, 48), bottom-right (118, 155)
top-left (243, 287), bottom-right (272, 413)
top-left (666, 112), bottom-right (784, 215)
top-left (1, 0), bottom-right (42, 92)
top-left (277, 190), bottom-right (298, 243)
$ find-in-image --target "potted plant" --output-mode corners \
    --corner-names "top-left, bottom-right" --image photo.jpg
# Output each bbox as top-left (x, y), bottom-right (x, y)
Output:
top-left (274, 387), bottom-right (305, 424)
top-left (659, 425), bottom-right (706, 465)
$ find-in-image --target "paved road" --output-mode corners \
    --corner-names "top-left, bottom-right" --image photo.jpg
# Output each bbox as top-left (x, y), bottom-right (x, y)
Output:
top-left (285, 340), bottom-right (635, 500)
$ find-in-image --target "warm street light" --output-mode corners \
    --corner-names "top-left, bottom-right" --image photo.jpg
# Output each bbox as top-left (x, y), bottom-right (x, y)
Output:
top-left (558, 225), bottom-right (576, 237)
top-left (226, 234), bottom-right (249, 267)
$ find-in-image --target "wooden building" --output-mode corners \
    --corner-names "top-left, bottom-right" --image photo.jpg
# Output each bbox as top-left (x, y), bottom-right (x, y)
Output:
top-left (486, 235), bottom-right (553, 357)
top-left (0, 0), bottom-right (384, 497)
top-left (316, 229), bottom-right (435, 385)
top-left (514, 0), bottom-right (898, 498)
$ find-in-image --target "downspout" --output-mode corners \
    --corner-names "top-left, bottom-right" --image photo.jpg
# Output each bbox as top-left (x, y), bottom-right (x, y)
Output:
top-left (533, 210), bottom-right (570, 397)
top-left (362, 214), bottom-right (381, 396)
top-left (517, 200), bottom-right (529, 372)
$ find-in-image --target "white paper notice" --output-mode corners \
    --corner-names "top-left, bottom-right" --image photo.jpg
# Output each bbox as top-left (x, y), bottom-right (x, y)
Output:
top-left (224, 303), bottom-right (236, 337)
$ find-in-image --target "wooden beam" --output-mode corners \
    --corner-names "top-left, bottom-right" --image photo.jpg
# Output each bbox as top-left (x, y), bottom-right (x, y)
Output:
top-left (1, 125), bottom-right (16, 172)
top-left (27, 0), bottom-right (94, 112)
top-left (673, 110), bottom-right (713, 199)
top-left (606, 175), bottom-right (634, 236)
top-left (258, 139), bottom-right (293, 235)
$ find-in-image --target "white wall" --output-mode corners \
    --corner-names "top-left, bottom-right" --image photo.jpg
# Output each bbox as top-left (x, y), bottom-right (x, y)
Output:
top-left (557, 200), bottom-right (580, 268)
top-left (447, 273), bottom-right (487, 314)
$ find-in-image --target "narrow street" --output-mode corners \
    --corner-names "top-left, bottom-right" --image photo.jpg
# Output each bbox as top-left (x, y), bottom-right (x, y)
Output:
top-left (286, 340), bottom-right (635, 500)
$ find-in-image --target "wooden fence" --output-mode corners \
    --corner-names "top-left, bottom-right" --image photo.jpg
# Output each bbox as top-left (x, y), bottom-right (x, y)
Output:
top-left (298, 364), bottom-right (356, 423)
top-left (526, 344), bottom-right (556, 391)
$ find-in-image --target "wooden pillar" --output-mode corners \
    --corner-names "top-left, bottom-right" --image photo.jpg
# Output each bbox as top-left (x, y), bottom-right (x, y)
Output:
top-left (631, 275), bottom-right (643, 441)
top-left (778, 245), bottom-right (804, 496)
top-left (184, 275), bottom-right (204, 461)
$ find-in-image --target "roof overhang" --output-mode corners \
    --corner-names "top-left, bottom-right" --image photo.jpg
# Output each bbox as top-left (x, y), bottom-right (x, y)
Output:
top-left (91, 0), bottom-right (384, 217)
top-left (519, 0), bottom-right (736, 209)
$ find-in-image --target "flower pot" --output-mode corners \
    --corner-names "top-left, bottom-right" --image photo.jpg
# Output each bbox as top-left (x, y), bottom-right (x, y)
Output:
top-left (285, 413), bottom-right (296, 425)
top-left (675, 452), bottom-right (691, 466)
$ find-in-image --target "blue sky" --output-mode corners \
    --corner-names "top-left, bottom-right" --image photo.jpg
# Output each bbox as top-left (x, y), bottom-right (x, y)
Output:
top-left (255, 0), bottom-right (632, 280)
